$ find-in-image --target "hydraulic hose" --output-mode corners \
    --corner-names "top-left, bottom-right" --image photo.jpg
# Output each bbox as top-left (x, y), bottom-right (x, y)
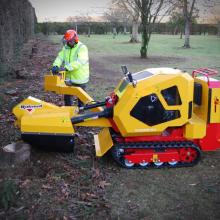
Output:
top-left (81, 101), bottom-right (106, 110)
top-left (71, 107), bottom-right (113, 124)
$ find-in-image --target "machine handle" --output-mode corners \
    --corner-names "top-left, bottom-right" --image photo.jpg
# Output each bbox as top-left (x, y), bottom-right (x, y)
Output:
top-left (121, 65), bottom-right (128, 75)
top-left (48, 67), bottom-right (66, 73)
top-left (48, 67), bottom-right (66, 80)
top-left (192, 68), bottom-right (218, 86)
top-left (127, 72), bottom-right (133, 83)
top-left (59, 67), bottom-right (67, 71)
top-left (127, 72), bottom-right (137, 88)
top-left (121, 65), bottom-right (137, 88)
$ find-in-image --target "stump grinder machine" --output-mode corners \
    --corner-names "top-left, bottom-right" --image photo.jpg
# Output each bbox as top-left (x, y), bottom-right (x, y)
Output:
top-left (13, 66), bottom-right (220, 168)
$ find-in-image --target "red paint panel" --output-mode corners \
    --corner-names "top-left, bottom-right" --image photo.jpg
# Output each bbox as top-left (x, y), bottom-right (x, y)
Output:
top-left (122, 128), bottom-right (185, 143)
top-left (192, 68), bottom-right (219, 88)
top-left (124, 148), bottom-right (180, 164)
top-left (199, 123), bottom-right (220, 151)
top-left (209, 81), bottom-right (220, 88)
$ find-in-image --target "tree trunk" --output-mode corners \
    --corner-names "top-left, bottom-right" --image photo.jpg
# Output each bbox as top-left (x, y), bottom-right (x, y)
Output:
top-left (218, 21), bottom-right (220, 38)
top-left (123, 26), bottom-right (127, 35)
top-left (105, 23), bottom-right (108, 35)
top-left (140, 24), bottom-right (149, 58)
top-left (87, 26), bottom-right (91, 37)
top-left (130, 21), bottom-right (139, 43)
top-left (75, 24), bottom-right (78, 33)
top-left (140, 0), bottom-right (150, 58)
top-left (183, 19), bottom-right (190, 48)
top-left (113, 27), bottom-right (117, 39)
top-left (174, 26), bottom-right (178, 35)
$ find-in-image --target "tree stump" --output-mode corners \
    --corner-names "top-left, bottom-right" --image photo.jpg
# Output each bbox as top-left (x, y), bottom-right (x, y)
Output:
top-left (31, 46), bottom-right (38, 54)
top-left (0, 142), bottom-right (31, 167)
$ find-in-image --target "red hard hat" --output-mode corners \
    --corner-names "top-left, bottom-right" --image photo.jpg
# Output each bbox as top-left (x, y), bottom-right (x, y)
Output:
top-left (64, 29), bottom-right (79, 43)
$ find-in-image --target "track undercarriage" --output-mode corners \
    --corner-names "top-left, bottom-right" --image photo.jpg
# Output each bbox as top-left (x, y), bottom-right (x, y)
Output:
top-left (111, 141), bottom-right (201, 169)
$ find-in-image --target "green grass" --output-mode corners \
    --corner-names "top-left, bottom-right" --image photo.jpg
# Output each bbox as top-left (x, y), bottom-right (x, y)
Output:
top-left (49, 34), bottom-right (220, 73)
top-left (149, 34), bottom-right (220, 57)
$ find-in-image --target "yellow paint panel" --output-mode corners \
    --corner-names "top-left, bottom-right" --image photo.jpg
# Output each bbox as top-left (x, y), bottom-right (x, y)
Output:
top-left (12, 96), bottom-right (78, 127)
top-left (21, 112), bottom-right (74, 134)
top-left (184, 114), bottom-right (206, 139)
top-left (44, 74), bottom-right (102, 112)
top-left (114, 69), bottom-right (194, 136)
top-left (44, 75), bottom-right (61, 91)
top-left (94, 128), bottom-right (113, 157)
top-left (152, 154), bottom-right (158, 162)
top-left (210, 88), bottom-right (220, 123)
top-left (76, 118), bottom-right (112, 127)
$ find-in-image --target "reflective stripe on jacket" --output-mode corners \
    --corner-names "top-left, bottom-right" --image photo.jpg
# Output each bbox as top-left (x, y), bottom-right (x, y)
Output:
top-left (53, 41), bottom-right (89, 84)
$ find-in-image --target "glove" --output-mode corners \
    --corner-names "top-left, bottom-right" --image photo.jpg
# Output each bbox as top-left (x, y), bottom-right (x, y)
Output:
top-left (52, 66), bottom-right (59, 74)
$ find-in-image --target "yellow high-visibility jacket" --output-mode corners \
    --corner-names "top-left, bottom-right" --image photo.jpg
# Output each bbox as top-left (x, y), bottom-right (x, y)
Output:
top-left (53, 41), bottom-right (89, 84)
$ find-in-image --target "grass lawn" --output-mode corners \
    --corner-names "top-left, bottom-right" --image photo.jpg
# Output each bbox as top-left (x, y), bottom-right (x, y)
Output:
top-left (49, 33), bottom-right (220, 101)
top-left (49, 34), bottom-right (220, 74)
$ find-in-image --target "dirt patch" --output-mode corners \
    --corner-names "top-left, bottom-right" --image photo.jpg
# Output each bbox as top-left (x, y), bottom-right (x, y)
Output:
top-left (105, 55), bottom-right (187, 65)
top-left (0, 36), bottom-right (220, 220)
top-left (90, 55), bottom-right (187, 76)
top-left (90, 58), bottom-right (119, 80)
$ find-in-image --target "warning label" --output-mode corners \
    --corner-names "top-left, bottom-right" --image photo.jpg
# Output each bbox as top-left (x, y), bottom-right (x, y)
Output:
top-left (20, 104), bottom-right (42, 113)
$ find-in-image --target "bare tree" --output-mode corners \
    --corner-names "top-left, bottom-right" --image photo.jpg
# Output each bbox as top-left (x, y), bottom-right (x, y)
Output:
top-left (66, 16), bottom-right (82, 33)
top-left (169, 0), bottom-right (199, 48)
top-left (218, 21), bottom-right (220, 37)
top-left (104, 2), bottom-right (131, 38)
top-left (134, 0), bottom-right (171, 58)
top-left (104, 6), bottom-right (121, 38)
top-left (169, 0), bottom-right (220, 47)
top-left (168, 8), bottom-right (197, 39)
top-left (200, 0), bottom-right (220, 37)
top-left (182, 0), bottom-right (197, 48)
top-left (81, 13), bottom-right (93, 37)
top-left (112, 0), bottom-right (140, 42)
top-left (168, 11), bottom-right (185, 38)
top-left (67, 12), bottom-right (93, 37)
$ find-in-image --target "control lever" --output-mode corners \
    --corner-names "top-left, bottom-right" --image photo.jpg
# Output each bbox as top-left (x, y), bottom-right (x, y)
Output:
top-left (121, 65), bottom-right (137, 88)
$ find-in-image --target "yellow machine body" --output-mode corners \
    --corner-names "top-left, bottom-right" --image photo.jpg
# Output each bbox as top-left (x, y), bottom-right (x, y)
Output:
top-left (44, 71), bottom-right (102, 112)
top-left (210, 88), bottom-right (220, 123)
top-left (192, 76), bottom-right (220, 123)
top-left (13, 72), bottom-right (112, 153)
top-left (184, 114), bottom-right (206, 139)
top-left (13, 96), bottom-right (76, 134)
top-left (12, 67), bottom-right (220, 158)
top-left (113, 68), bottom-right (194, 137)
top-left (94, 128), bottom-right (113, 157)
top-left (183, 76), bottom-right (220, 139)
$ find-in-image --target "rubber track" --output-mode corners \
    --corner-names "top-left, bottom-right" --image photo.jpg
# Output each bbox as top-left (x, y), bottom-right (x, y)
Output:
top-left (111, 141), bottom-right (202, 169)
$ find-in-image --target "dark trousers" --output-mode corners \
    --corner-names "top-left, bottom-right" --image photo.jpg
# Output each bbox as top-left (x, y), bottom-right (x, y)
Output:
top-left (64, 83), bottom-right (86, 107)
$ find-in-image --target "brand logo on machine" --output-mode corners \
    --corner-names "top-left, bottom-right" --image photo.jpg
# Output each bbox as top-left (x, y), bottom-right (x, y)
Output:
top-left (20, 104), bottom-right (42, 112)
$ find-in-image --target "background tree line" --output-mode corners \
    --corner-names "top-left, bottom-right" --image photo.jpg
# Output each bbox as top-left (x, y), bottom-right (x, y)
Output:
top-left (37, 21), bottom-right (218, 36)
top-left (37, 0), bottom-right (220, 58)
